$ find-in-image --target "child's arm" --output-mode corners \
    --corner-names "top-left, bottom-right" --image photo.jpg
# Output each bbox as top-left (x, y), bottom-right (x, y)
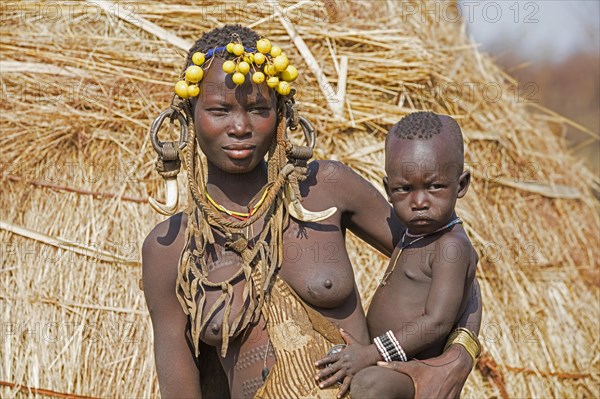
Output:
top-left (387, 233), bottom-right (476, 357)
top-left (375, 281), bottom-right (482, 399)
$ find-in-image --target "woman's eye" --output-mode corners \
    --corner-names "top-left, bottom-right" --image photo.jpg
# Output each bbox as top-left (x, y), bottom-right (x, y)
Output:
top-left (208, 108), bottom-right (228, 115)
top-left (250, 107), bottom-right (270, 114)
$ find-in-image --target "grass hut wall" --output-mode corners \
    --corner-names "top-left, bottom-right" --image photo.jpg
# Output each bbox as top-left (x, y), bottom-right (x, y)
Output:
top-left (1, 1), bottom-right (598, 398)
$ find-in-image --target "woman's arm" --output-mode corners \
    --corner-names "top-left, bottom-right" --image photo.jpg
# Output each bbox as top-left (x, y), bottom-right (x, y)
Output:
top-left (142, 213), bottom-right (202, 398)
top-left (457, 276), bottom-right (483, 335)
top-left (320, 160), bottom-right (403, 256)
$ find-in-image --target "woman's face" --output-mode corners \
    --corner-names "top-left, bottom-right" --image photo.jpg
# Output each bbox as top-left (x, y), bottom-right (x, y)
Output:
top-left (193, 58), bottom-right (278, 174)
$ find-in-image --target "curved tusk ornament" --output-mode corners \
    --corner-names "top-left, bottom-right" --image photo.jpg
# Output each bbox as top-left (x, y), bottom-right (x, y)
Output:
top-left (149, 178), bottom-right (179, 216)
top-left (148, 106), bottom-right (188, 217)
top-left (283, 183), bottom-right (337, 223)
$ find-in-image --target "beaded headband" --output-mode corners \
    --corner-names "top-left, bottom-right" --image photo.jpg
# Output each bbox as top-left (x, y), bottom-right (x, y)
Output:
top-left (174, 37), bottom-right (299, 99)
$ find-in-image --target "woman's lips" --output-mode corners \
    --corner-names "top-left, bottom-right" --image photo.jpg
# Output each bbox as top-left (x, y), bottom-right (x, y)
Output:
top-left (223, 144), bottom-right (255, 159)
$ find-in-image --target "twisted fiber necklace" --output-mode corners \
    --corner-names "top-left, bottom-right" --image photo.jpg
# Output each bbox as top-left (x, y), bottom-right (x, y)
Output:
top-left (379, 217), bottom-right (463, 287)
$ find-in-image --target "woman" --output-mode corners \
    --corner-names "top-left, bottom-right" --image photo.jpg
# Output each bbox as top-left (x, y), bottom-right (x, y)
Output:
top-left (142, 25), bottom-right (481, 398)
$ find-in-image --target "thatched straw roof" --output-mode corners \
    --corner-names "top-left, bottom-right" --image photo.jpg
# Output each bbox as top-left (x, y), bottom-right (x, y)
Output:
top-left (1, 1), bottom-right (598, 397)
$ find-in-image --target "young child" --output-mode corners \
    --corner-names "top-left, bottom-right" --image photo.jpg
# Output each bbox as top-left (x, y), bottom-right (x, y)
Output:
top-left (315, 111), bottom-right (479, 398)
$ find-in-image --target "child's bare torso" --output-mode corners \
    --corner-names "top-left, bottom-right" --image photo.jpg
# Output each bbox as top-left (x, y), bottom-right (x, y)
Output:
top-left (367, 227), bottom-right (477, 360)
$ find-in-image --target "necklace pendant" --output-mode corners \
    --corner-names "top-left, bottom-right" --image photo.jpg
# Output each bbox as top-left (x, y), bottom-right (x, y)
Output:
top-left (378, 272), bottom-right (390, 287)
top-left (230, 231), bottom-right (246, 241)
top-left (225, 232), bottom-right (249, 254)
top-left (261, 367), bottom-right (270, 381)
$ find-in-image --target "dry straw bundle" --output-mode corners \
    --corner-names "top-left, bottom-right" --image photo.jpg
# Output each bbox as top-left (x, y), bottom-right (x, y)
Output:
top-left (1, 0), bottom-right (598, 397)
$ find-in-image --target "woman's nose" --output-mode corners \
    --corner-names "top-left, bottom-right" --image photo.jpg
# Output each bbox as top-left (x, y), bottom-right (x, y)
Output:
top-left (228, 110), bottom-right (252, 137)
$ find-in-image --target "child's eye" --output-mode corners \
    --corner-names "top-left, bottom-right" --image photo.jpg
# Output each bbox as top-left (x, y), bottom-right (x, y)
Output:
top-left (430, 184), bottom-right (445, 190)
top-left (394, 186), bottom-right (411, 193)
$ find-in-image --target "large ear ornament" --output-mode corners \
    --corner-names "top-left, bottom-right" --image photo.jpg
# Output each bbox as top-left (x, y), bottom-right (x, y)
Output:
top-left (149, 177), bottom-right (179, 216)
top-left (148, 107), bottom-right (188, 216)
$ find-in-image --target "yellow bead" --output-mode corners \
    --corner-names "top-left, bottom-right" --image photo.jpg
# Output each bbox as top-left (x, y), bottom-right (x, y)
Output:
top-left (243, 54), bottom-right (254, 64)
top-left (264, 64), bottom-right (276, 76)
top-left (222, 60), bottom-right (236, 74)
top-left (267, 76), bottom-right (279, 89)
top-left (256, 39), bottom-right (272, 54)
top-left (185, 65), bottom-right (204, 83)
top-left (233, 43), bottom-right (245, 56)
top-left (252, 72), bottom-right (265, 84)
top-left (270, 46), bottom-right (282, 57)
top-left (192, 52), bottom-right (205, 65)
top-left (253, 53), bottom-right (266, 65)
top-left (226, 43), bottom-right (235, 53)
top-left (280, 65), bottom-right (298, 82)
top-left (232, 72), bottom-right (245, 85)
top-left (175, 80), bottom-right (190, 98)
top-left (187, 84), bottom-right (200, 97)
top-left (273, 55), bottom-right (289, 72)
top-left (276, 81), bottom-right (291, 96)
top-left (237, 61), bottom-right (250, 75)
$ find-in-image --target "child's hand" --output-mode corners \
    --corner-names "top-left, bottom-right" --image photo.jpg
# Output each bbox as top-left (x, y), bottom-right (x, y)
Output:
top-left (314, 329), bottom-right (381, 398)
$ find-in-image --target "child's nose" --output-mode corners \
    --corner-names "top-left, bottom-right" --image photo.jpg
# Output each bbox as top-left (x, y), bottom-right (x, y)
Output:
top-left (411, 191), bottom-right (429, 210)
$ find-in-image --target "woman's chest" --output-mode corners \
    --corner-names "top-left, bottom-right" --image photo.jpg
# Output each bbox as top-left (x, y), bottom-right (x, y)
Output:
top-left (202, 216), bottom-right (356, 310)
top-left (277, 220), bottom-right (355, 308)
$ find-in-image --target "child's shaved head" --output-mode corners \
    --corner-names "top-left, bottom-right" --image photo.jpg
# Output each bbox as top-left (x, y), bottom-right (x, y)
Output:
top-left (386, 111), bottom-right (464, 170)
top-left (389, 111), bottom-right (443, 140)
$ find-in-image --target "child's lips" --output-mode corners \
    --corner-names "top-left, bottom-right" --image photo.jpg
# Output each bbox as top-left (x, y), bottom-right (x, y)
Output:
top-left (410, 216), bottom-right (434, 225)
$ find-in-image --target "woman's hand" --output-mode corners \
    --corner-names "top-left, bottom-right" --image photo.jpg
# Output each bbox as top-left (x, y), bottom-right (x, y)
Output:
top-left (314, 329), bottom-right (381, 398)
top-left (377, 344), bottom-right (473, 399)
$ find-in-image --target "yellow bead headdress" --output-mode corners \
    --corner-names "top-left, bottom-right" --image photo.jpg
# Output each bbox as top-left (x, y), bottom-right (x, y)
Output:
top-left (174, 37), bottom-right (299, 99)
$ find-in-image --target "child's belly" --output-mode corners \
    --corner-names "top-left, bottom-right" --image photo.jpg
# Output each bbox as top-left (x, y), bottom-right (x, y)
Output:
top-left (367, 270), bottom-right (449, 359)
top-left (369, 270), bottom-right (428, 323)
top-left (367, 285), bottom-right (426, 336)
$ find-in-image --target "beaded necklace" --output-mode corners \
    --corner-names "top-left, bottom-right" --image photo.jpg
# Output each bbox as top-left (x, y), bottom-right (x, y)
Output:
top-left (379, 217), bottom-right (463, 287)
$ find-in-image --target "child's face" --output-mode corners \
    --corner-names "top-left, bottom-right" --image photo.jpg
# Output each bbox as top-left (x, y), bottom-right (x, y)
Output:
top-left (192, 58), bottom-right (278, 174)
top-left (384, 136), bottom-right (470, 235)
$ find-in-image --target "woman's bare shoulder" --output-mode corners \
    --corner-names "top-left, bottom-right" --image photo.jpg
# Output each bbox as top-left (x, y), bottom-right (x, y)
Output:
top-left (308, 159), bottom-right (356, 183)
top-left (307, 159), bottom-right (387, 211)
top-left (143, 212), bottom-right (188, 254)
top-left (141, 212), bottom-right (188, 295)
top-left (305, 159), bottom-right (369, 198)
